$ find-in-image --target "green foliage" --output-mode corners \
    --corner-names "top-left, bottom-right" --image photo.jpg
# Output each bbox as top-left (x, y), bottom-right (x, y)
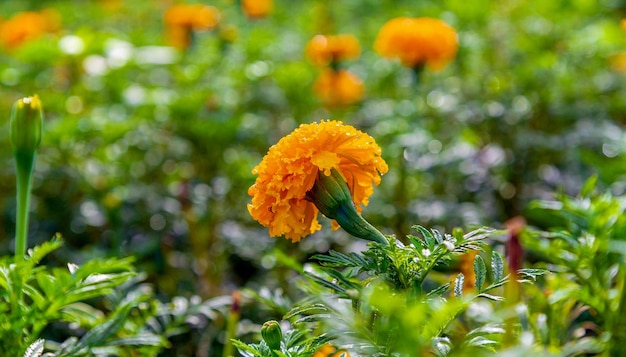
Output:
top-left (0, 235), bottom-right (232, 356)
top-left (232, 326), bottom-right (329, 357)
top-left (238, 226), bottom-right (548, 356)
top-left (522, 178), bottom-right (626, 355)
top-left (0, 0), bottom-right (624, 355)
top-left (312, 226), bottom-right (492, 294)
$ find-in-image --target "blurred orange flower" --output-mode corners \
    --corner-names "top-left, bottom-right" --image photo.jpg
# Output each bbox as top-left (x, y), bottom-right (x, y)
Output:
top-left (100, 0), bottom-right (123, 11)
top-left (610, 52), bottom-right (626, 73)
top-left (458, 250), bottom-right (478, 292)
top-left (314, 344), bottom-right (351, 357)
top-left (248, 120), bottom-right (387, 242)
top-left (621, 19), bottom-right (626, 32)
top-left (305, 34), bottom-right (361, 66)
top-left (242, 0), bottom-right (273, 19)
top-left (0, 10), bottom-right (60, 50)
top-left (374, 17), bottom-right (458, 70)
top-left (313, 69), bottom-right (364, 107)
top-left (164, 4), bottom-right (220, 49)
top-left (164, 4), bottom-right (220, 30)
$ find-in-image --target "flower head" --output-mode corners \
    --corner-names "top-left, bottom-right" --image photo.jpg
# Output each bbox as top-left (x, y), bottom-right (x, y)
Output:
top-left (314, 344), bottom-right (351, 357)
top-left (164, 4), bottom-right (220, 30)
top-left (248, 121), bottom-right (388, 242)
top-left (0, 10), bottom-right (60, 50)
top-left (305, 34), bottom-right (361, 66)
top-left (610, 52), bottom-right (626, 73)
top-left (313, 69), bottom-right (364, 107)
top-left (374, 17), bottom-right (458, 70)
top-left (242, 0), bottom-right (274, 19)
top-left (164, 4), bottom-right (220, 49)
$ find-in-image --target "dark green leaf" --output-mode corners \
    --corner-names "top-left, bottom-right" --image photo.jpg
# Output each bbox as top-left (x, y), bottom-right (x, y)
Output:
top-left (477, 293), bottom-right (505, 301)
top-left (427, 283), bottom-right (451, 297)
top-left (474, 255), bottom-right (487, 293)
top-left (23, 339), bottom-right (45, 357)
top-left (491, 252), bottom-right (504, 282)
top-left (454, 274), bottom-right (464, 297)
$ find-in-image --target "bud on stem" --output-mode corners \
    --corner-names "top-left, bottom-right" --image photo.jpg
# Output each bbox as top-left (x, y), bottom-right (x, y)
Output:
top-left (261, 320), bottom-right (282, 351)
top-left (10, 95), bottom-right (43, 258)
top-left (307, 168), bottom-right (388, 245)
top-left (11, 95), bottom-right (42, 153)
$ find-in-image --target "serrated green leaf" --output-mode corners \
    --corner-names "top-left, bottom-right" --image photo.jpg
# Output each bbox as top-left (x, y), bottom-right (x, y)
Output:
top-left (60, 302), bottom-right (104, 326)
top-left (491, 252), bottom-right (504, 282)
top-left (313, 250), bottom-right (369, 269)
top-left (433, 337), bottom-right (451, 357)
top-left (27, 235), bottom-right (63, 266)
top-left (432, 229), bottom-right (444, 244)
top-left (35, 272), bottom-right (57, 298)
top-left (466, 325), bottom-right (506, 337)
top-left (517, 268), bottom-right (548, 282)
top-left (465, 335), bottom-right (498, 349)
top-left (580, 176), bottom-right (598, 198)
top-left (454, 273), bottom-right (464, 297)
top-left (284, 303), bottom-right (329, 320)
top-left (304, 271), bottom-right (347, 295)
top-left (59, 302), bottom-right (135, 354)
top-left (474, 255), bottom-right (486, 293)
top-left (105, 333), bottom-right (167, 347)
top-left (415, 225), bottom-right (435, 250)
top-left (23, 284), bottom-right (46, 310)
top-left (427, 283), bottom-right (451, 297)
top-left (232, 339), bottom-right (264, 357)
top-left (477, 293), bottom-right (505, 301)
top-left (320, 268), bottom-right (361, 290)
top-left (23, 338), bottom-right (44, 357)
top-left (407, 234), bottom-right (422, 250)
top-left (483, 277), bottom-right (509, 292)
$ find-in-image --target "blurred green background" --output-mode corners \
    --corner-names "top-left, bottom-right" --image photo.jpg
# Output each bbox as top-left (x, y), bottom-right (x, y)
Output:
top-left (0, 0), bottom-right (625, 304)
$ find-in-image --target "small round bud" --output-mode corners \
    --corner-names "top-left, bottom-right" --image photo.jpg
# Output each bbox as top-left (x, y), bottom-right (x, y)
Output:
top-left (261, 320), bottom-right (282, 350)
top-left (10, 95), bottom-right (43, 153)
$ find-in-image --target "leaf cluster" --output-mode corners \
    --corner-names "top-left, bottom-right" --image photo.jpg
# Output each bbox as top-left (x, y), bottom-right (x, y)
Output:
top-left (232, 327), bottom-right (329, 357)
top-left (1, 236), bottom-right (232, 356)
top-left (238, 225), bottom-right (549, 356)
top-left (522, 177), bottom-right (626, 354)
top-left (310, 226), bottom-right (493, 295)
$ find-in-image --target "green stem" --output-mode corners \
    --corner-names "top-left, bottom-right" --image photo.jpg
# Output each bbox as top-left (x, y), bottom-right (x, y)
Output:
top-left (309, 169), bottom-right (389, 246)
top-left (336, 204), bottom-right (388, 245)
top-left (222, 292), bottom-right (241, 357)
top-left (14, 150), bottom-right (36, 258)
top-left (609, 267), bottom-right (626, 355)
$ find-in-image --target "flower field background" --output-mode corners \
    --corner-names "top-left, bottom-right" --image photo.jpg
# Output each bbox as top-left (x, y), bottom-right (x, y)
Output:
top-left (1, 0), bottom-right (626, 356)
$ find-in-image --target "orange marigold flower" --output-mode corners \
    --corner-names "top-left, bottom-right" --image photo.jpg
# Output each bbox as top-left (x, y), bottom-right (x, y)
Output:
top-left (313, 69), bottom-right (364, 107)
top-left (0, 10), bottom-right (60, 50)
top-left (314, 344), bottom-right (351, 357)
top-left (374, 17), bottom-right (458, 70)
top-left (248, 120), bottom-right (388, 242)
top-left (164, 4), bottom-right (220, 30)
top-left (164, 4), bottom-right (220, 49)
top-left (458, 250), bottom-right (478, 293)
top-left (242, 0), bottom-right (273, 19)
top-left (305, 34), bottom-right (361, 66)
top-left (610, 51), bottom-right (626, 73)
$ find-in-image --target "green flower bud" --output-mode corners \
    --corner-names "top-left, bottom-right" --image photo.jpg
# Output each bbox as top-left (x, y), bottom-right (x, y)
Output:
top-left (10, 95), bottom-right (43, 258)
top-left (261, 320), bottom-right (282, 351)
top-left (306, 168), bottom-right (388, 245)
top-left (10, 95), bottom-right (43, 153)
